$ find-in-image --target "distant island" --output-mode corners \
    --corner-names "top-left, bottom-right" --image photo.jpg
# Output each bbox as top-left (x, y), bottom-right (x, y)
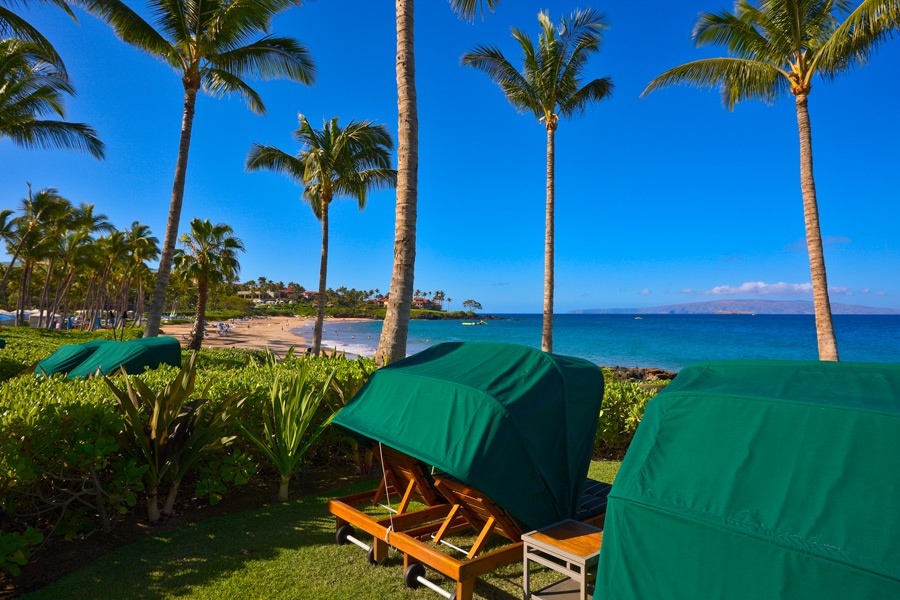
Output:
top-left (571, 299), bottom-right (900, 316)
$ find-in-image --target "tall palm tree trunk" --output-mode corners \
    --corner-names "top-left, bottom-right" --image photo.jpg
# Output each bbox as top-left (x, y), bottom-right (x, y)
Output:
top-left (145, 86), bottom-right (199, 338)
top-left (16, 263), bottom-right (33, 326)
top-left (377, 0), bottom-right (418, 366)
top-left (134, 277), bottom-right (144, 326)
top-left (189, 276), bottom-right (209, 351)
top-left (50, 267), bottom-right (76, 327)
top-left (0, 230), bottom-right (32, 298)
top-left (312, 200), bottom-right (330, 356)
top-left (37, 262), bottom-right (53, 328)
top-left (795, 94), bottom-right (838, 361)
top-left (542, 124), bottom-right (556, 353)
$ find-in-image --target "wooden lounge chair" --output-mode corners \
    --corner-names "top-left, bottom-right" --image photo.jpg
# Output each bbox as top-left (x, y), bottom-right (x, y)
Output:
top-left (331, 445), bottom-right (448, 564)
top-left (329, 463), bottom-right (611, 600)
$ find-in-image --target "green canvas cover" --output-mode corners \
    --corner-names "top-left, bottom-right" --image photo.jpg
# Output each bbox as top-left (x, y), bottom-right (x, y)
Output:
top-left (66, 336), bottom-right (181, 379)
top-left (332, 342), bottom-right (604, 530)
top-left (596, 360), bottom-right (900, 600)
top-left (35, 339), bottom-right (110, 376)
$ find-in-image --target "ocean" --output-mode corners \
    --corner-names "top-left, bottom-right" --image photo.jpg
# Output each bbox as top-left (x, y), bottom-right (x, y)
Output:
top-left (297, 314), bottom-right (900, 371)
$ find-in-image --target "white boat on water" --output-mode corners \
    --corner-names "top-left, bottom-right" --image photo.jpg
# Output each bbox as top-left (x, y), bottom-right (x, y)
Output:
top-left (462, 320), bottom-right (488, 326)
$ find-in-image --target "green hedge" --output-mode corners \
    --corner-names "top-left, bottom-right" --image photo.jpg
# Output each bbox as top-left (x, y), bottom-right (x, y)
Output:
top-left (0, 330), bottom-right (374, 575)
top-left (595, 373), bottom-right (663, 459)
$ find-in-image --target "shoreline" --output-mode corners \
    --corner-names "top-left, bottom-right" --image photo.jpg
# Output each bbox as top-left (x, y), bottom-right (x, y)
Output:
top-left (160, 316), bottom-right (373, 357)
top-left (158, 317), bottom-right (678, 380)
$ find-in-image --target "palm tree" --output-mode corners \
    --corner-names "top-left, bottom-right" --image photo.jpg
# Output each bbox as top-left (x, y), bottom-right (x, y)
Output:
top-left (246, 115), bottom-right (396, 355)
top-left (463, 9), bottom-right (613, 353)
top-left (0, 39), bottom-right (105, 159)
top-left (376, 0), bottom-right (500, 366)
top-left (121, 221), bottom-right (159, 328)
top-left (173, 218), bottom-right (244, 351)
top-left (642, 0), bottom-right (900, 362)
top-left (47, 202), bottom-right (115, 323)
top-left (80, 0), bottom-right (316, 339)
top-left (0, 184), bottom-right (68, 300)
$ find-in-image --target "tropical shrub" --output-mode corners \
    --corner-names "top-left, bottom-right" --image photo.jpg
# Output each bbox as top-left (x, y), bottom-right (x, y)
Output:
top-left (0, 330), bottom-right (377, 574)
top-left (595, 379), bottom-right (661, 459)
top-left (0, 527), bottom-right (42, 576)
top-left (105, 353), bottom-right (245, 523)
top-left (0, 375), bottom-right (144, 538)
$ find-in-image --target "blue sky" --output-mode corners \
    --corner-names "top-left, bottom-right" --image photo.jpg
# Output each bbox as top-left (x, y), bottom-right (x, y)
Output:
top-left (2, 0), bottom-right (898, 314)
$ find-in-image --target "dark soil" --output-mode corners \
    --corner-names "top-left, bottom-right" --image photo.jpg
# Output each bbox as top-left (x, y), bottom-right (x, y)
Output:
top-left (1, 459), bottom-right (372, 598)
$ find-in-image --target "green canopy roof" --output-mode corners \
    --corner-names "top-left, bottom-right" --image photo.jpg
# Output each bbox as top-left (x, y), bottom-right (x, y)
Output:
top-left (42, 337), bottom-right (182, 379)
top-left (596, 360), bottom-right (900, 599)
top-left (332, 342), bottom-right (604, 530)
top-left (36, 339), bottom-right (110, 376)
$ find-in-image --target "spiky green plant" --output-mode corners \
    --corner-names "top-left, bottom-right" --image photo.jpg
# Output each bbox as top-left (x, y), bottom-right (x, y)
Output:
top-left (240, 361), bottom-right (336, 501)
top-left (105, 352), bottom-right (244, 522)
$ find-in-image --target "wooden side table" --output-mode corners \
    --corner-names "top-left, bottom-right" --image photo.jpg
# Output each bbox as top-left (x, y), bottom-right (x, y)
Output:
top-left (522, 519), bottom-right (603, 600)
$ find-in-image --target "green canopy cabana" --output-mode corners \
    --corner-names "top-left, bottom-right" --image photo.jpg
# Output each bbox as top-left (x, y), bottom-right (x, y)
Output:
top-left (67, 336), bottom-right (181, 379)
top-left (35, 339), bottom-right (110, 376)
top-left (332, 342), bottom-right (604, 530)
top-left (35, 336), bottom-right (182, 379)
top-left (596, 360), bottom-right (900, 599)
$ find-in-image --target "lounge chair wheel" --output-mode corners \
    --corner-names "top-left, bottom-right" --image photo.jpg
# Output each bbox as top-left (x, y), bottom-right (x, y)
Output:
top-left (366, 547), bottom-right (377, 565)
top-left (336, 525), bottom-right (355, 546)
top-left (404, 563), bottom-right (426, 589)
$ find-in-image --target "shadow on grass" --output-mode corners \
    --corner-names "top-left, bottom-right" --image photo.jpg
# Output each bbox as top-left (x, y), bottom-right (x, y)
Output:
top-left (26, 465), bottom-right (618, 599)
top-left (24, 484), bottom-right (369, 599)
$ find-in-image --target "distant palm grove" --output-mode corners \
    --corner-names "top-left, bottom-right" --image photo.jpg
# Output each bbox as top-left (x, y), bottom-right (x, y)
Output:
top-left (2, 0), bottom-right (899, 359)
top-left (0, 187), bottom-right (472, 327)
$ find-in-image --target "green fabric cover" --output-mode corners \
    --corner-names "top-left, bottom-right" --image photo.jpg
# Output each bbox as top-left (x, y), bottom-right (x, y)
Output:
top-left (66, 337), bottom-right (181, 379)
top-left (35, 339), bottom-right (110, 376)
top-left (332, 342), bottom-right (604, 530)
top-left (596, 360), bottom-right (900, 599)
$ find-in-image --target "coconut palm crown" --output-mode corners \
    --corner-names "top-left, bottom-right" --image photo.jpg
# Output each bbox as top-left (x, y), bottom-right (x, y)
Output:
top-left (642, 0), bottom-right (900, 362)
top-left (246, 115), bottom-right (396, 356)
top-left (0, 39), bottom-right (105, 159)
top-left (78, 0), bottom-right (315, 340)
top-left (462, 8), bottom-right (614, 353)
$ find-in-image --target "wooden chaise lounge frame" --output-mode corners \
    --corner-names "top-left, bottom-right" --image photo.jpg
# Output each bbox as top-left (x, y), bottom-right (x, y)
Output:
top-left (328, 448), bottom-right (609, 600)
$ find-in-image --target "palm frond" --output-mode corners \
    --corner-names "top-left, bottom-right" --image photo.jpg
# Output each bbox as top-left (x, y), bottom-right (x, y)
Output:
top-left (78, 0), bottom-right (180, 67)
top-left (245, 143), bottom-right (305, 182)
top-left (0, 6), bottom-right (66, 71)
top-left (449, 0), bottom-right (500, 22)
top-left (559, 77), bottom-right (613, 119)
top-left (643, 57), bottom-right (786, 109)
top-left (1, 119), bottom-right (104, 158)
top-left (202, 68), bottom-right (265, 114)
top-left (816, 0), bottom-right (900, 73)
top-left (694, 6), bottom-right (775, 60)
top-left (211, 35), bottom-right (315, 85)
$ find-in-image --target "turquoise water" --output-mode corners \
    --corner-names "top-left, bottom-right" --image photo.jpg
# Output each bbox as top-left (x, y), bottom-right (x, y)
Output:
top-left (299, 314), bottom-right (900, 371)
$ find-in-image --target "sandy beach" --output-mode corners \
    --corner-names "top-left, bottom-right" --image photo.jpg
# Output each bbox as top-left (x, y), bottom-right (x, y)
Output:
top-left (159, 316), bottom-right (370, 357)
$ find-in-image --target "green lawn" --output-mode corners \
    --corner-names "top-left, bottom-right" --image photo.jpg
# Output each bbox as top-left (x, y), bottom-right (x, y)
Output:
top-left (26, 461), bottom-right (620, 599)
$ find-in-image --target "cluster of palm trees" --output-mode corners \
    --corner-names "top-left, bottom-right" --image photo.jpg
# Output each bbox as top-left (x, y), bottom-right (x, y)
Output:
top-left (0, 184), bottom-right (159, 331)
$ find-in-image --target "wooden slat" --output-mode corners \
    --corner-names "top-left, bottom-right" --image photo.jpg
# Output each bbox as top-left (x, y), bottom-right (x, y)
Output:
top-left (466, 516), bottom-right (496, 559)
top-left (432, 504), bottom-right (461, 544)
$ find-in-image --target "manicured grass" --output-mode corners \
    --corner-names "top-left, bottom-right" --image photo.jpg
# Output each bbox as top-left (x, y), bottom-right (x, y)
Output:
top-left (25, 461), bottom-right (620, 599)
